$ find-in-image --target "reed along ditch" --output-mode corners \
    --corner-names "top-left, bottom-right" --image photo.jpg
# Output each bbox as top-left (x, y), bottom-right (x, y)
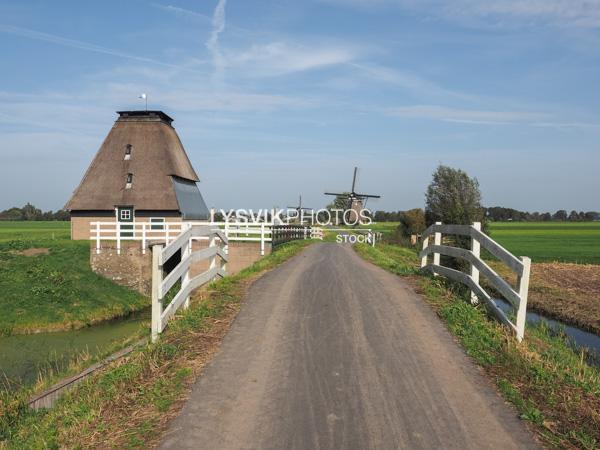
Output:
top-left (493, 298), bottom-right (600, 365)
top-left (0, 312), bottom-right (148, 391)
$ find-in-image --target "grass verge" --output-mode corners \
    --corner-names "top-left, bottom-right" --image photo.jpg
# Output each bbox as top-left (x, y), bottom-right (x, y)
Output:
top-left (354, 242), bottom-right (600, 449)
top-left (0, 239), bottom-right (313, 449)
top-left (0, 237), bottom-right (148, 335)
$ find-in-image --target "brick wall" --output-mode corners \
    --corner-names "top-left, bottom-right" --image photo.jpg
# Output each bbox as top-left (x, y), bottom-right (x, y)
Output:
top-left (90, 240), bottom-right (273, 296)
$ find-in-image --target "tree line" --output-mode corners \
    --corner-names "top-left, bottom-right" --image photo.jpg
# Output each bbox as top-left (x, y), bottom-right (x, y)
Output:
top-left (375, 207), bottom-right (599, 224)
top-left (484, 207), bottom-right (598, 222)
top-left (0, 203), bottom-right (70, 221)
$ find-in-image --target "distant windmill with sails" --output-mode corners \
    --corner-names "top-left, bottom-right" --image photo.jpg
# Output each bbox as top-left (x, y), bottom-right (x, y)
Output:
top-left (324, 167), bottom-right (381, 224)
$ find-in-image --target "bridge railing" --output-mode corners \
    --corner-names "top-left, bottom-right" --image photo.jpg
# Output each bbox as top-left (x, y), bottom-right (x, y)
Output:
top-left (271, 225), bottom-right (321, 247)
top-left (91, 221), bottom-right (323, 255)
top-left (151, 225), bottom-right (228, 342)
top-left (420, 221), bottom-right (531, 342)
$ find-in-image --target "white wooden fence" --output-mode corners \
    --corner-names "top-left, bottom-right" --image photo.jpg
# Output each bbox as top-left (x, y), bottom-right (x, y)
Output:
top-left (420, 222), bottom-right (531, 341)
top-left (91, 221), bottom-right (323, 255)
top-left (151, 225), bottom-right (228, 342)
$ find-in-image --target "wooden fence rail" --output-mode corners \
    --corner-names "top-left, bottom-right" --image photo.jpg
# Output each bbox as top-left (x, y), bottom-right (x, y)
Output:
top-left (91, 221), bottom-right (323, 255)
top-left (151, 225), bottom-right (228, 342)
top-left (420, 222), bottom-right (531, 341)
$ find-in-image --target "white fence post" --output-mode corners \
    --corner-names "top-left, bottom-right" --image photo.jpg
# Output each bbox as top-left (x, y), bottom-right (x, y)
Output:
top-left (142, 223), bottom-right (146, 255)
top-left (470, 222), bottom-right (481, 305)
top-left (515, 257), bottom-right (531, 342)
top-left (433, 222), bottom-right (442, 274)
top-left (182, 236), bottom-right (191, 310)
top-left (260, 223), bottom-right (265, 255)
top-left (208, 233), bottom-right (217, 280)
top-left (95, 222), bottom-right (101, 254)
top-left (117, 222), bottom-right (121, 255)
top-left (420, 235), bottom-right (429, 268)
top-left (151, 244), bottom-right (163, 343)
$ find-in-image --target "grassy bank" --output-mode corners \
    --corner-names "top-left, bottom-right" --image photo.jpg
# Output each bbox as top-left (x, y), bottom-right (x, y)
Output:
top-left (0, 239), bottom-right (313, 448)
top-left (0, 234), bottom-right (147, 335)
top-left (489, 222), bottom-right (600, 264)
top-left (355, 243), bottom-right (600, 449)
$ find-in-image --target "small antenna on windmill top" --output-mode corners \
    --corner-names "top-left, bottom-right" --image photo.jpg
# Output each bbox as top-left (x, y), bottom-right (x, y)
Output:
top-left (138, 93), bottom-right (147, 111)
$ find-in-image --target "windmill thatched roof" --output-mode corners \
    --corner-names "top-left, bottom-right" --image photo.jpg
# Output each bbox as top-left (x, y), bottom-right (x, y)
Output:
top-left (65, 111), bottom-right (206, 215)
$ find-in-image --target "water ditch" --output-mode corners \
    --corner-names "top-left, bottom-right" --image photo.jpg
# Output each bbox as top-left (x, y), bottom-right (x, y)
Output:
top-left (493, 298), bottom-right (600, 365)
top-left (0, 313), bottom-right (148, 391)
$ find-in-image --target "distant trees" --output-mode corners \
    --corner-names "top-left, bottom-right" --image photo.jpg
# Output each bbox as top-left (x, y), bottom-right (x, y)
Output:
top-left (425, 165), bottom-right (485, 226)
top-left (373, 211), bottom-right (404, 222)
top-left (553, 209), bottom-right (568, 221)
top-left (483, 208), bottom-right (598, 222)
top-left (372, 207), bottom-right (599, 223)
top-left (397, 208), bottom-right (426, 237)
top-left (0, 203), bottom-right (69, 221)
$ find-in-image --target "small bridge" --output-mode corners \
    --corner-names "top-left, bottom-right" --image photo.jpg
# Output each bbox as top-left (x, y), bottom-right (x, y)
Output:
top-left (145, 223), bottom-right (323, 341)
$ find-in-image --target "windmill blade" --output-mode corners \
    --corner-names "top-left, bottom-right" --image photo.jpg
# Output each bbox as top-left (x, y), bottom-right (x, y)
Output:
top-left (351, 167), bottom-right (358, 193)
top-left (324, 192), bottom-right (348, 197)
top-left (355, 193), bottom-right (381, 199)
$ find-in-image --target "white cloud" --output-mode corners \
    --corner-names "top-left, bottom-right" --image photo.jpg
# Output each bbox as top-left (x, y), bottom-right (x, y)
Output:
top-left (348, 63), bottom-right (473, 100)
top-left (226, 42), bottom-right (359, 76)
top-left (152, 4), bottom-right (212, 23)
top-left (387, 104), bottom-right (547, 124)
top-left (320, 0), bottom-right (600, 28)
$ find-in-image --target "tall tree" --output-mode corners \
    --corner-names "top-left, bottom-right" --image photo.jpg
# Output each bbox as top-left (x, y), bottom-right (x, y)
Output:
top-left (425, 165), bottom-right (485, 226)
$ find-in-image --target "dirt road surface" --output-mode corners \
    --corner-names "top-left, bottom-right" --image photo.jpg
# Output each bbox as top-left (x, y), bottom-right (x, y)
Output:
top-left (160, 243), bottom-right (537, 449)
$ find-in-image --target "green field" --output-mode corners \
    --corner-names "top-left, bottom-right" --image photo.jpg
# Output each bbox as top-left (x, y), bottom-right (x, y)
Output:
top-left (0, 221), bottom-right (71, 242)
top-left (0, 221), bottom-right (147, 335)
top-left (489, 222), bottom-right (600, 264)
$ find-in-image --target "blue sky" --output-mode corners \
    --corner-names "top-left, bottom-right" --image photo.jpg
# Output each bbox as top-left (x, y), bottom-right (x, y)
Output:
top-left (1, 0), bottom-right (599, 212)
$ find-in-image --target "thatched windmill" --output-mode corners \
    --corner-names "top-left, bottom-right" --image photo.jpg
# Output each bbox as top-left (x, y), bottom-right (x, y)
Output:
top-left (65, 110), bottom-right (209, 239)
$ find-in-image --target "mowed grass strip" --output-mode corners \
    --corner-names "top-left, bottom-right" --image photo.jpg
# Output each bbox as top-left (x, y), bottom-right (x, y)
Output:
top-left (0, 239), bottom-right (313, 449)
top-left (354, 243), bottom-right (600, 449)
top-left (0, 222), bottom-right (147, 335)
top-left (489, 222), bottom-right (600, 264)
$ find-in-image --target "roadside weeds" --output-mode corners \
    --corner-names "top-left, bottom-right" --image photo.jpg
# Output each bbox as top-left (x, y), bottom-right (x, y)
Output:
top-left (354, 242), bottom-right (600, 450)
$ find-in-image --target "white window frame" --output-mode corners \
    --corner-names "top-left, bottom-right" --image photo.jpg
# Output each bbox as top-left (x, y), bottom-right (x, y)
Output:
top-left (120, 209), bottom-right (132, 221)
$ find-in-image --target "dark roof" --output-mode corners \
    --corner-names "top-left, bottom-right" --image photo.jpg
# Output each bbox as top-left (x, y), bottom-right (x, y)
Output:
top-left (65, 111), bottom-right (203, 212)
top-left (116, 110), bottom-right (174, 126)
top-left (172, 177), bottom-right (210, 220)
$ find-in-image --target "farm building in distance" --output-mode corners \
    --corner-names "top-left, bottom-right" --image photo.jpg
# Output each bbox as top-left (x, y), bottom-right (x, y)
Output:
top-left (65, 110), bottom-right (209, 239)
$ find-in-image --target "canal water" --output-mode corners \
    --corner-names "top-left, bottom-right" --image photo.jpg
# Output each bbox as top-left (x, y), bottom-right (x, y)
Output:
top-left (0, 314), bottom-right (148, 391)
top-left (493, 298), bottom-right (600, 363)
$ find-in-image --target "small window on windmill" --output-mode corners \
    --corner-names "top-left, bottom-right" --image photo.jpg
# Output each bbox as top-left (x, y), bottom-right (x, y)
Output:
top-left (124, 144), bottom-right (132, 160)
top-left (125, 173), bottom-right (133, 189)
top-left (150, 217), bottom-right (165, 230)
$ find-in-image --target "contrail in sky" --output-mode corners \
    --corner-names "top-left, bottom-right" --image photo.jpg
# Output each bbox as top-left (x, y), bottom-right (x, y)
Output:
top-left (0, 24), bottom-right (191, 71)
top-left (206, 0), bottom-right (227, 82)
